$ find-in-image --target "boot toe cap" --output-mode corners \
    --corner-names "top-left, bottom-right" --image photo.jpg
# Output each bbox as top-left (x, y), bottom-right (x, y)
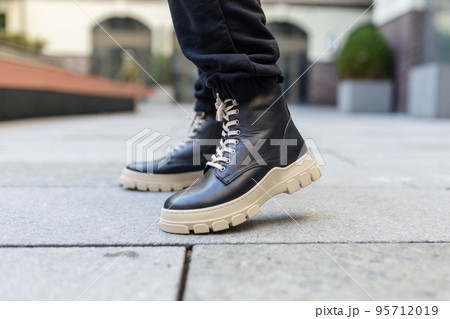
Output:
top-left (163, 192), bottom-right (189, 210)
top-left (127, 163), bottom-right (146, 172)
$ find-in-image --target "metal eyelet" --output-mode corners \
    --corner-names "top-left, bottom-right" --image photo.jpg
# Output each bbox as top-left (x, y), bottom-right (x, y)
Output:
top-left (235, 120), bottom-right (240, 125)
top-left (235, 109), bottom-right (240, 114)
top-left (231, 149), bottom-right (236, 154)
top-left (226, 158), bottom-right (231, 163)
top-left (220, 167), bottom-right (226, 172)
top-left (236, 130), bottom-right (241, 135)
top-left (235, 139), bottom-right (240, 145)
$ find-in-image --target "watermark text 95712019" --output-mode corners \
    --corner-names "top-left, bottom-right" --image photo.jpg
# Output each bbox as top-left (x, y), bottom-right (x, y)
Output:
top-left (315, 304), bottom-right (440, 318)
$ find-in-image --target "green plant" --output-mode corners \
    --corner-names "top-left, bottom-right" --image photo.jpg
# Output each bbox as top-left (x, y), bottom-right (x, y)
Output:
top-left (336, 24), bottom-right (393, 79)
top-left (0, 13), bottom-right (6, 30)
top-left (31, 38), bottom-right (46, 51)
top-left (151, 54), bottom-right (173, 85)
top-left (0, 32), bottom-right (46, 52)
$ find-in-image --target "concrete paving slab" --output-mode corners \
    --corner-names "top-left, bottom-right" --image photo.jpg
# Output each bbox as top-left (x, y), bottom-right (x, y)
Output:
top-left (184, 244), bottom-right (450, 300)
top-left (1, 154), bottom-right (449, 189)
top-left (1, 106), bottom-right (449, 189)
top-left (0, 246), bottom-right (185, 300)
top-left (0, 162), bottom-right (123, 187)
top-left (1, 186), bottom-right (449, 245)
top-left (0, 105), bottom-right (191, 164)
top-left (1, 102), bottom-right (450, 301)
top-left (1, 105), bottom-right (449, 166)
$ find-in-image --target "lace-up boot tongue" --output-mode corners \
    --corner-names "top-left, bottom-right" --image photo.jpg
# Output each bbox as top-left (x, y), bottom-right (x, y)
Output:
top-left (209, 84), bottom-right (304, 184)
top-left (205, 95), bottom-right (240, 172)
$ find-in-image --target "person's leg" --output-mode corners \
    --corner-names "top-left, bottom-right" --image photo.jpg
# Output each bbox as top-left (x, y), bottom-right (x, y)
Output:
top-left (161, 0), bottom-right (321, 234)
top-left (168, 0), bottom-right (283, 101)
top-left (194, 70), bottom-right (215, 114)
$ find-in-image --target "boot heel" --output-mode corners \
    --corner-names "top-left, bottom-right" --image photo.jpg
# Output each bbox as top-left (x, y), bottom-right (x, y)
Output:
top-left (310, 166), bottom-right (322, 181)
top-left (283, 152), bottom-right (322, 195)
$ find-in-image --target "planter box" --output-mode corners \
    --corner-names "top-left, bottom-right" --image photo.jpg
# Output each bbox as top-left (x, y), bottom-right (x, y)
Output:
top-left (407, 63), bottom-right (450, 118)
top-left (337, 80), bottom-right (393, 112)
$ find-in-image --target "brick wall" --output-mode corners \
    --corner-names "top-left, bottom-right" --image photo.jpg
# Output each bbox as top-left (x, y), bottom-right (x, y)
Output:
top-left (379, 11), bottom-right (425, 111)
top-left (308, 62), bottom-right (339, 106)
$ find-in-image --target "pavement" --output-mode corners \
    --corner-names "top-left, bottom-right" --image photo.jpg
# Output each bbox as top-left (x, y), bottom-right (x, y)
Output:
top-left (0, 100), bottom-right (449, 300)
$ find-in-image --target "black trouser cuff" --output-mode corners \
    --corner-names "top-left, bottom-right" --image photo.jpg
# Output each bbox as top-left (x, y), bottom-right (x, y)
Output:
top-left (211, 76), bottom-right (282, 102)
top-left (194, 97), bottom-right (216, 114)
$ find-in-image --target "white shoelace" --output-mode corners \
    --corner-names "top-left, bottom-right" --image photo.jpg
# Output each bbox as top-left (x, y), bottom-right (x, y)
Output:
top-left (171, 112), bottom-right (206, 153)
top-left (206, 94), bottom-right (240, 172)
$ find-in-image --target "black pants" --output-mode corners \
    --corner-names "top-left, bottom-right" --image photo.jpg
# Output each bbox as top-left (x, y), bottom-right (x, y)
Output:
top-left (168, 0), bottom-right (283, 114)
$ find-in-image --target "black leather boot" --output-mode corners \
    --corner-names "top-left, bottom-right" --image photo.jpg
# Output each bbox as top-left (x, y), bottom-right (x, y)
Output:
top-left (120, 111), bottom-right (222, 192)
top-left (160, 84), bottom-right (321, 234)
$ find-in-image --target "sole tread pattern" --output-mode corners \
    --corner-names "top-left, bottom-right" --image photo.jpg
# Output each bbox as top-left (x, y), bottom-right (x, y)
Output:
top-left (119, 168), bottom-right (203, 192)
top-left (161, 162), bottom-right (321, 234)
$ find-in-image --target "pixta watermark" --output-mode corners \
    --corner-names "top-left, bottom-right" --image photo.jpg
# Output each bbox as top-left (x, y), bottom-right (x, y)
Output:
top-left (126, 128), bottom-right (325, 175)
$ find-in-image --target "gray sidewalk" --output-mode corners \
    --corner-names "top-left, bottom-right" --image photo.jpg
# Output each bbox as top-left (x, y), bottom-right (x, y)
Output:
top-left (1, 103), bottom-right (449, 300)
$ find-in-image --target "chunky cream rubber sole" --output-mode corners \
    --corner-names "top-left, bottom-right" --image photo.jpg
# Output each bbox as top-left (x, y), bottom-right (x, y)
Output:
top-left (160, 151), bottom-right (321, 234)
top-left (120, 168), bottom-right (203, 192)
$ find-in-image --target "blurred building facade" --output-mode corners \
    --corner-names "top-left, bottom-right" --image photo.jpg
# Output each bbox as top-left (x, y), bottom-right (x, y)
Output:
top-left (0, 0), bottom-right (448, 109)
top-left (0, 0), bottom-right (372, 105)
top-left (374, 0), bottom-right (450, 111)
